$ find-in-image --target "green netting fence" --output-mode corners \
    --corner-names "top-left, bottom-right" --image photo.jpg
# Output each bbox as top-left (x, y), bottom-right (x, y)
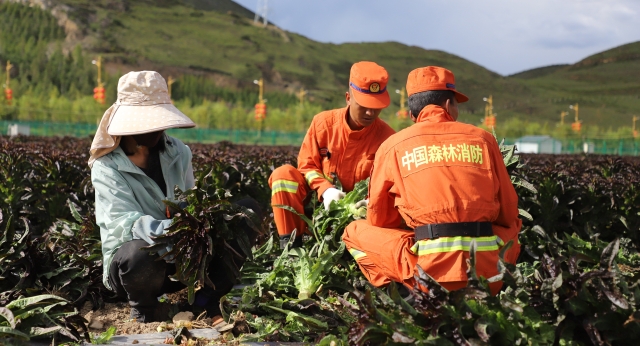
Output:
top-left (2, 120), bottom-right (640, 155)
top-left (0, 120), bottom-right (306, 146)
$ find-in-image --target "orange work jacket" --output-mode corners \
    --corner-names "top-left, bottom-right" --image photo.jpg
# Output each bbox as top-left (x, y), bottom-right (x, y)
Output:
top-left (367, 105), bottom-right (521, 282)
top-left (298, 107), bottom-right (395, 197)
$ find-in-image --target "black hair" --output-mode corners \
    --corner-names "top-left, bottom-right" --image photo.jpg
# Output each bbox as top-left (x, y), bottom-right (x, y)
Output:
top-left (408, 90), bottom-right (455, 117)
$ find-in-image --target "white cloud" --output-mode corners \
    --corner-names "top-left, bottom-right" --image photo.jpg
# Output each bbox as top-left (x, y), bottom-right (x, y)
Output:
top-left (233, 0), bottom-right (640, 75)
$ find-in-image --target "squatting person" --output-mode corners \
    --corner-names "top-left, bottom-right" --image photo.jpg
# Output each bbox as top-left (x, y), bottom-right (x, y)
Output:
top-left (89, 71), bottom-right (259, 325)
top-left (269, 61), bottom-right (396, 248)
top-left (342, 66), bottom-right (522, 295)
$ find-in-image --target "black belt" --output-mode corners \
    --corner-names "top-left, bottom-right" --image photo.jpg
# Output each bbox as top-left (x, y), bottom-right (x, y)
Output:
top-left (414, 222), bottom-right (493, 240)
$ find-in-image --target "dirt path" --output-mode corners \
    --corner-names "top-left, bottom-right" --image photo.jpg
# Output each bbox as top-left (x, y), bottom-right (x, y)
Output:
top-left (80, 289), bottom-right (214, 336)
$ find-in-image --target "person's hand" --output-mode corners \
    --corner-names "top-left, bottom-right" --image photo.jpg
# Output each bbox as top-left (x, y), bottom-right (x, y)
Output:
top-left (322, 187), bottom-right (346, 210)
top-left (166, 201), bottom-right (189, 218)
top-left (354, 199), bottom-right (369, 209)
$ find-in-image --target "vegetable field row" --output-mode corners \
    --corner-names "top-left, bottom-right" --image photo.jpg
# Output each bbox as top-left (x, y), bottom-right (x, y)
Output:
top-left (1, 135), bottom-right (639, 345)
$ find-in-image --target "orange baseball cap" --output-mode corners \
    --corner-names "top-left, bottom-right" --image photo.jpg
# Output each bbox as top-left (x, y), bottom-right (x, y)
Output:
top-left (349, 61), bottom-right (391, 109)
top-left (406, 66), bottom-right (469, 103)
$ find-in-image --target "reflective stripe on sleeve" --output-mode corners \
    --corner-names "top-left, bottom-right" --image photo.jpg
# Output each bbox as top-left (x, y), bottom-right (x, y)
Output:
top-left (304, 171), bottom-right (324, 185)
top-left (348, 248), bottom-right (367, 260)
top-left (271, 180), bottom-right (299, 195)
top-left (410, 236), bottom-right (500, 256)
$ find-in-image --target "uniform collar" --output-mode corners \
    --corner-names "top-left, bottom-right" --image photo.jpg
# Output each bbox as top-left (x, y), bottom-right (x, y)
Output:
top-left (341, 106), bottom-right (378, 139)
top-left (415, 104), bottom-right (455, 123)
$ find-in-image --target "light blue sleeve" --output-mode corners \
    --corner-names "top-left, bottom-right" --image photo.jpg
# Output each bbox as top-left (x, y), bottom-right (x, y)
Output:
top-left (131, 216), bottom-right (173, 257)
top-left (185, 160), bottom-right (195, 190)
top-left (92, 163), bottom-right (172, 259)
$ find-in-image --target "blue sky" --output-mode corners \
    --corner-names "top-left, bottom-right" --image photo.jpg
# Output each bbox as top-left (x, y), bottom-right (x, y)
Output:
top-left (233, 0), bottom-right (640, 75)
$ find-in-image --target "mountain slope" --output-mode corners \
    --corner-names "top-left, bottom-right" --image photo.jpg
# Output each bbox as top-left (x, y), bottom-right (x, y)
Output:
top-left (508, 41), bottom-right (640, 128)
top-left (510, 65), bottom-right (569, 79)
top-left (181, 0), bottom-right (255, 19)
top-left (1, 0), bottom-right (639, 130)
top-left (97, 1), bottom-right (517, 112)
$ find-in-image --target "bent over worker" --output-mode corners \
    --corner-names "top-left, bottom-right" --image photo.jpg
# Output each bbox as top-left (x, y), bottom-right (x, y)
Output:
top-left (342, 66), bottom-right (522, 295)
top-left (91, 71), bottom-right (260, 325)
top-left (269, 61), bottom-right (396, 248)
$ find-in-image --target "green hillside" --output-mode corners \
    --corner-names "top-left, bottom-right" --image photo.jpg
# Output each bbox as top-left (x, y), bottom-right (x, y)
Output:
top-left (509, 64), bottom-right (569, 79)
top-left (509, 41), bottom-right (640, 129)
top-left (15, 1), bottom-right (521, 107)
top-left (94, 0), bottom-right (519, 111)
top-left (0, 0), bottom-right (639, 134)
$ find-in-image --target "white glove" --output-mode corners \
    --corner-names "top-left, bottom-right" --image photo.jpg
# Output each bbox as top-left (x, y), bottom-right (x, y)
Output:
top-left (322, 187), bottom-right (346, 210)
top-left (354, 199), bottom-right (369, 208)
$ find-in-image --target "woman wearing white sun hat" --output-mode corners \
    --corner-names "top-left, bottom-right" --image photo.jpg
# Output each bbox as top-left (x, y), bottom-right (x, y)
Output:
top-left (89, 71), bottom-right (258, 325)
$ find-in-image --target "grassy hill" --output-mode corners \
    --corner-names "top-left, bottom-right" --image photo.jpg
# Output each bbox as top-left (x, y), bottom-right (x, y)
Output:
top-left (88, 0), bottom-right (519, 111)
top-left (1, 0), bottom-right (639, 133)
top-left (25, 1), bottom-right (519, 109)
top-left (509, 65), bottom-right (569, 80)
top-left (508, 41), bottom-right (640, 130)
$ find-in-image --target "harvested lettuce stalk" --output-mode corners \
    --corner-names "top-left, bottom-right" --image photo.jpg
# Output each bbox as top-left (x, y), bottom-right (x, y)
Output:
top-left (346, 201), bottom-right (367, 220)
top-left (275, 178), bottom-right (369, 255)
top-left (292, 243), bottom-right (345, 299)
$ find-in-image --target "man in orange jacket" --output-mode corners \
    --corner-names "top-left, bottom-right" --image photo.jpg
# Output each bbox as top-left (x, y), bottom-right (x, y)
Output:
top-left (269, 61), bottom-right (396, 248)
top-left (342, 66), bottom-right (521, 295)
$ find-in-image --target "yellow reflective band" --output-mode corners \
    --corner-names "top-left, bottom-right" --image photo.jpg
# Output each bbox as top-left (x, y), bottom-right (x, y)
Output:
top-left (348, 248), bottom-right (367, 260)
top-left (271, 180), bottom-right (299, 195)
top-left (410, 236), bottom-right (500, 256)
top-left (305, 171), bottom-right (324, 185)
top-left (496, 236), bottom-right (504, 247)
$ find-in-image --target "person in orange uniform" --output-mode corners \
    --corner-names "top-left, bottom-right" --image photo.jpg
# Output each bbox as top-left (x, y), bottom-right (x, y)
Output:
top-left (269, 61), bottom-right (396, 248)
top-left (342, 66), bottom-right (521, 295)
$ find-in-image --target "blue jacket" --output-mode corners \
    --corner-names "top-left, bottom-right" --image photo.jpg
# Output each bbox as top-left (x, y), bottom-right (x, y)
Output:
top-left (91, 136), bottom-right (194, 290)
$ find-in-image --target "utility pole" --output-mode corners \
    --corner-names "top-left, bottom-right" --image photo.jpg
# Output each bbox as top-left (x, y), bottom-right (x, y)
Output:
top-left (94, 56), bottom-right (102, 85)
top-left (570, 104), bottom-right (579, 122)
top-left (570, 104), bottom-right (581, 132)
top-left (4, 61), bottom-right (11, 87)
top-left (4, 61), bottom-right (13, 105)
top-left (254, 78), bottom-right (265, 104)
top-left (253, 78), bottom-right (266, 120)
top-left (92, 56), bottom-right (105, 104)
top-left (254, 0), bottom-right (268, 27)
top-left (395, 88), bottom-right (408, 118)
top-left (560, 111), bottom-right (568, 125)
top-left (253, 78), bottom-right (267, 140)
top-left (167, 76), bottom-right (175, 101)
top-left (483, 95), bottom-right (496, 127)
top-left (297, 88), bottom-right (307, 106)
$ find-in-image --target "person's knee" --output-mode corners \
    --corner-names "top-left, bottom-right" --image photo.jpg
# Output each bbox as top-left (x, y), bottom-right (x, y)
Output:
top-left (115, 241), bottom-right (166, 284)
top-left (270, 164), bottom-right (297, 180)
top-left (109, 240), bottom-right (167, 297)
top-left (342, 220), bottom-right (364, 242)
top-left (119, 240), bottom-right (163, 267)
top-left (269, 165), bottom-right (304, 190)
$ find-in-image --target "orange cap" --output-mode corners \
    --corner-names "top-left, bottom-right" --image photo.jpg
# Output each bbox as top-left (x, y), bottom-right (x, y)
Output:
top-left (406, 66), bottom-right (469, 103)
top-left (349, 61), bottom-right (391, 109)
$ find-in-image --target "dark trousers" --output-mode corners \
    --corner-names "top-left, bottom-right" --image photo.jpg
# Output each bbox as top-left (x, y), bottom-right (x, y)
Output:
top-left (107, 198), bottom-right (261, 319)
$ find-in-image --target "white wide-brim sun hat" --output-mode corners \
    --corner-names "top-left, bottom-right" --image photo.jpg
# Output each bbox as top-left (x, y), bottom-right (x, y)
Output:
top-left (88, 71), bottom-right (196, 167)
top-left (107, 103), bottom-right (195, 136)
